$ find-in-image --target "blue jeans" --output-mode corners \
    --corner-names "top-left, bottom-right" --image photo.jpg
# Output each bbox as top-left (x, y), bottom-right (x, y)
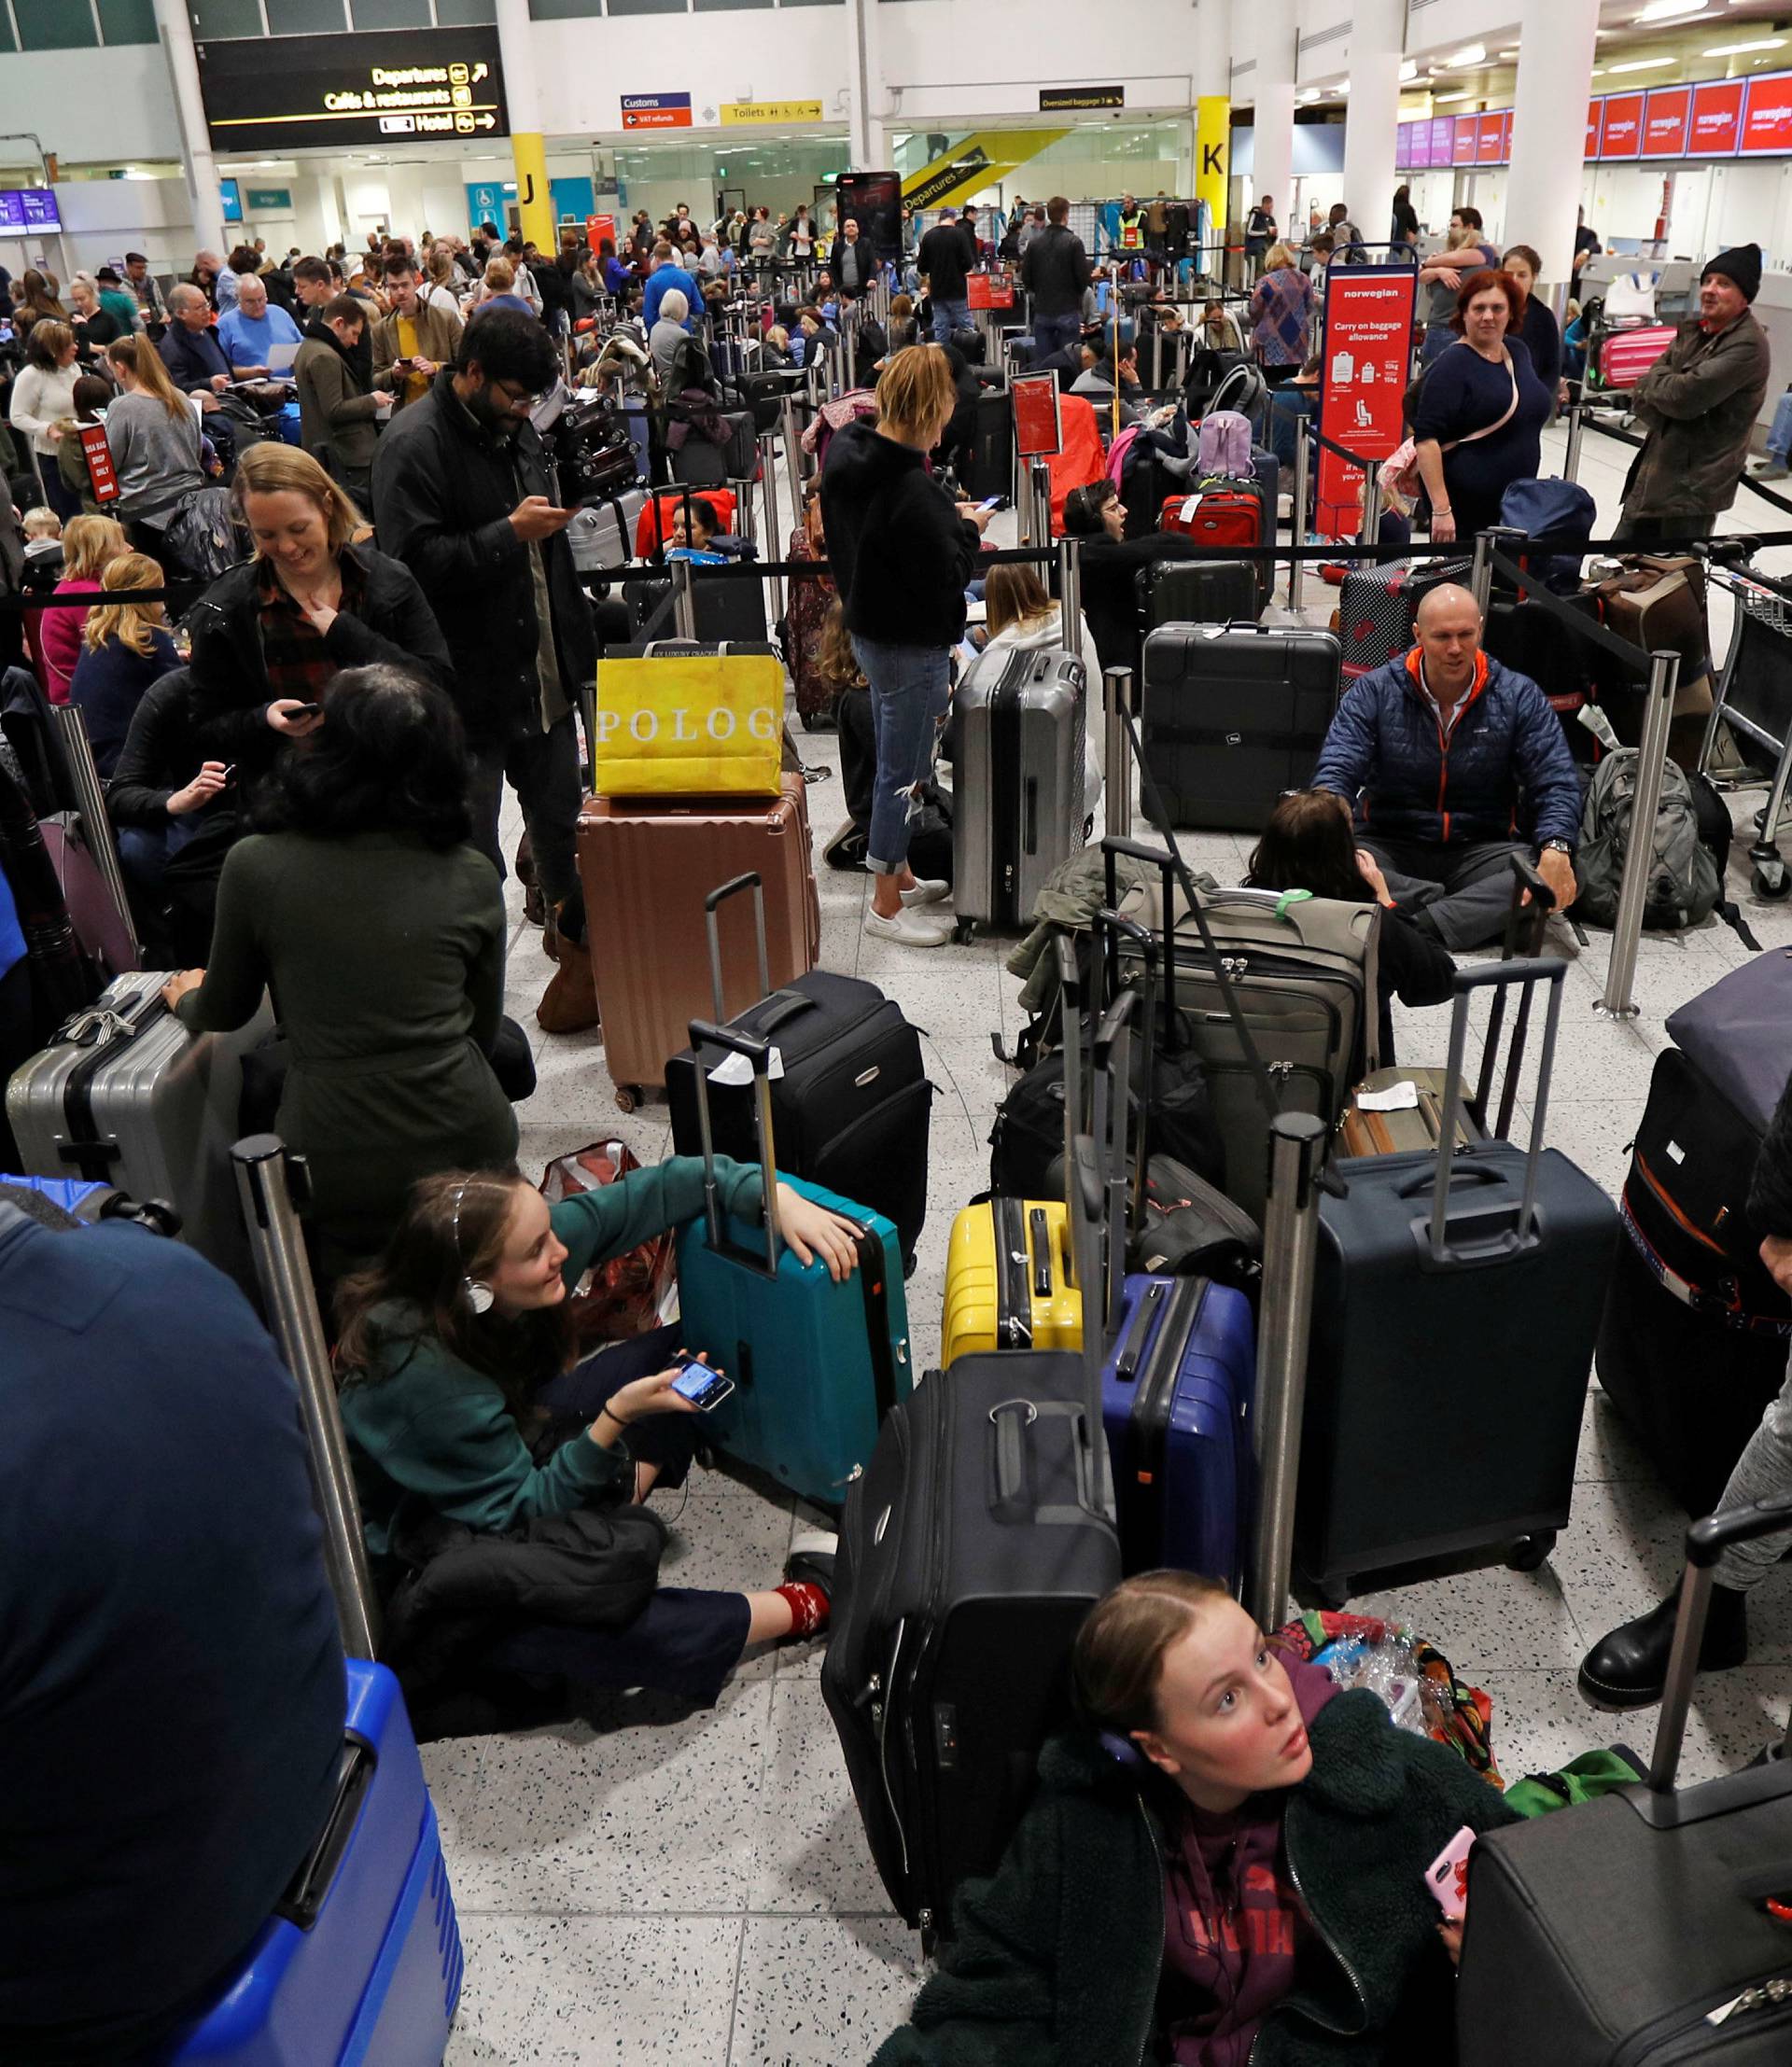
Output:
top-left (931, 296), bottom-right (971, 342)
top-left (1767, 389), bottom-right (1792, 466)
top-left (1032, 311), bottom-right (1082, 363)
top-left (1421, 325), bottom-right (1456, 367)
top-left (849, 635), bottom-right (952, 876)
top-left (1268, 388), bottom-right (1314, 474)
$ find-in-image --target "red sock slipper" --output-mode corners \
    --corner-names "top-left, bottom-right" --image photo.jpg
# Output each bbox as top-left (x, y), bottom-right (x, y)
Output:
top-left (774, 1581), bottom-right (830, 1640)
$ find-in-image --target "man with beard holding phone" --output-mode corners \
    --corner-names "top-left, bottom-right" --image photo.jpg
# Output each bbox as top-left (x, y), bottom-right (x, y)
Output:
top-left (371, 308), bottom-right (597, 1032)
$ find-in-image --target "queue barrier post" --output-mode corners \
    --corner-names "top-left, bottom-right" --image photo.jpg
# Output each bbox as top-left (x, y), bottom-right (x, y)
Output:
top-left (1595, 649), bottom-right (1680, 1022)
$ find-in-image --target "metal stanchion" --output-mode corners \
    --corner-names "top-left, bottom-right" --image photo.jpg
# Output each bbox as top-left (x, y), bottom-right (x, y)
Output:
top-left (1469, 529), bottom-right (1496, 613)
top-left (1243, 1111), bottom-right (1327, 1637)
top-left (1058, 534), bottom-right (1082, 649)
top-left (780, 392), bottom-right (805, 530)
top-left (1290, 422), bottom-right (1309, 611)
top-left (671, 554), bottom-right (698, 640)
top-left (1596, 649), bottom-right (1681, 1021)
top-left (1151, 320), bottom-right (1164, 394)
top-left (1015, 456), bottom-right (1035, 546)
top-left (232, 1136), bottom-right (379, 1659)
top-left (1356, 458), bottom-right (1382, 551)
top-left (1103, 665), bottom-right (1132, 838)
top-left (52, 705), bottom-right (140, 961)
top-left (1562, 392), bottom-right (1586, 485)
top-left (1030, 456), bottom-right (1053, 544)
top-left (758, 431), bottom-right (784, 621)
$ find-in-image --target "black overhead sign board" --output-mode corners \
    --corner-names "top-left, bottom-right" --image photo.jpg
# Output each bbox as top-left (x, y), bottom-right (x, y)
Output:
top-left (195, 26), bottom-right (510, 154)
top-left (1040, 87), bottom-right (1126, 111)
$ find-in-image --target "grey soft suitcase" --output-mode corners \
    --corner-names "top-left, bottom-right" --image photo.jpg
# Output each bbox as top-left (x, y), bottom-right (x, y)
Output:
top-left (6, 971), bottom-right (273, 1290)
top-left (1140, 622), bottom-right (1340, 832)
top-left (1458, 1497), bottom-right (1792, 2066)
top-left (567, 489), bottom-right (648, 575)
top-left (951, 646), bottom-right (1085, 933)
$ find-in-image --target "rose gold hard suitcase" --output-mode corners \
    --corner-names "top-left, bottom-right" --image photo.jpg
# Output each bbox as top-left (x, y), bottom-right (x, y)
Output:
top-left (576, 772), bottom-right (819, 1110)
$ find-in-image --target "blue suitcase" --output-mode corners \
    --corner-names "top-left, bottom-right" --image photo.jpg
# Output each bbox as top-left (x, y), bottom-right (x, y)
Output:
top-left (161, 1660), bottom-right (461, 2066)
top-left (674, 1019), bottom-right (915, 1508)
top-left (1085, 962), bottom-right (1255, 1589)
top-left (1102, 1271), bottom-right (1254, 1587)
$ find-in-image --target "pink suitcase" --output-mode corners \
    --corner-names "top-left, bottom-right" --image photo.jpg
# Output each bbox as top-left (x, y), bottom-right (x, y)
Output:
top-left (1595, 324), bottom-right (1675, 390)
top-left (577, 773), bottom-right (820, 1110)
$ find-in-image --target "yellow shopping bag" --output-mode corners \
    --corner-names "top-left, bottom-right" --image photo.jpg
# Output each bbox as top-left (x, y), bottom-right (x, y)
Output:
top-left (592, 650), bottom-right (783, 798)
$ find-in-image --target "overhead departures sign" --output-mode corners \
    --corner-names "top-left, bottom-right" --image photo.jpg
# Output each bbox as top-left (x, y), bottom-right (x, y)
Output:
top-left (194, 26), bottom-right (507, 152)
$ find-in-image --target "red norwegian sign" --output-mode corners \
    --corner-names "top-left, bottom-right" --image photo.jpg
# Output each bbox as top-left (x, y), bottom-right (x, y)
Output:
top-left (1587, 99), bottom-right (1605, 159)
top-left (78, 422), bottom-right (119, 505)
top-left (1452, 116), bottom-right (1479, 166)
top-left (1011, 372), bottom-right (1062, 457)
top-left (1315, 264), bottom-right (1418, 544)
top-left (1742, 72), bottom-right (1792, 156)
top-left (1690, 78), bottom-right (1745, 157)
top-left (966, 272), bottom-right (1016, 311)
top-left (1476, 113), bottom-right (1505, 165)
top-left (1600, 92), bottom-right (1645, 160)
top-left (1641, 86), bottom-right (1690, 160)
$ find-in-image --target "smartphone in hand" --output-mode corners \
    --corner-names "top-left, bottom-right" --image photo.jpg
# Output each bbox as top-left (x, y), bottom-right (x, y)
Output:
top-left (670, 1360), bottom-right (735, 1411)
top-left (1423, 1825), bottom-right (1476, 1924)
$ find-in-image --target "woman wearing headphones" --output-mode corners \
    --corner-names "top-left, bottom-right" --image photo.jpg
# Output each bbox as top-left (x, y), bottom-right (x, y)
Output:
top-left (333, 1159), bottom-right (860, 1709)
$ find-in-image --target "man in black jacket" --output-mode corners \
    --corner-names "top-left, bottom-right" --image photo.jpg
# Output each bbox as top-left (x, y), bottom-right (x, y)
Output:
top-left (1020, 195), bottom-right (1091, 366)
top-left (917, 208), bottom-right (973, 342)
top-left (371, 309), bottom-right (598, 1032)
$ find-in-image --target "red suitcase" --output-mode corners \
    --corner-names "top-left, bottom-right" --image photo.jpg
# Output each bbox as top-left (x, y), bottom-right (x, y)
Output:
top-left (1160, 481), bottom-right (1265, 552)
top-left (576, 773), bottom-right (820, 1110)
top-left (634, 485), bottom-right (740, 559)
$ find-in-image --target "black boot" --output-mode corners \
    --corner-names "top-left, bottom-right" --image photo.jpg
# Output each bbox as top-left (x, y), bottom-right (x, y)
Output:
top-left (1577, 1582), bottom-right (1750, 1710)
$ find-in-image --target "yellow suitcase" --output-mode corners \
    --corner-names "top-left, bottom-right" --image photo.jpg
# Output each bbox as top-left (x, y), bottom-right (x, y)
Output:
top-left (940, 1194), bottom-right (1084, 1364)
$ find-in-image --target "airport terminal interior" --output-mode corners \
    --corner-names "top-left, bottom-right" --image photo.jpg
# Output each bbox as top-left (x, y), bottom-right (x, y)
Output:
top-left (9, 0), bottom-right (1792, 2061)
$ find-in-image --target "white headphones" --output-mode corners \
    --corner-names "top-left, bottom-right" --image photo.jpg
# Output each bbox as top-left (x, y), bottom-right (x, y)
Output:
top-left (449, 1180), bottom-right (495, 1315)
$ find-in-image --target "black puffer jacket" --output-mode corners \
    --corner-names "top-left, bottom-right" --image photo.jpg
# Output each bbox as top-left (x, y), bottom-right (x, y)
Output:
top-left (371, 372), bottom-right (595, 751)
top-left (819, 418), bottom-right (981, 648)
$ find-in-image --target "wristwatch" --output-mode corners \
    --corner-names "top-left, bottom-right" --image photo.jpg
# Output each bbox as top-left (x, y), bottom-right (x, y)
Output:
top-left (1543, 839), bottom-right (1574, 858)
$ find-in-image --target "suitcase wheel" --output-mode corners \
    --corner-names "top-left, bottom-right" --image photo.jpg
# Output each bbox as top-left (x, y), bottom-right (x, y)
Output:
top-left (952, 917), bottom-right (976, 945)
top-left (1753, 857), bottom-right (1789, 901)
top-left (614, 1083), bottom-right (643, 1114)
top-left (1505, 1530), bottom-right (1557, 1574)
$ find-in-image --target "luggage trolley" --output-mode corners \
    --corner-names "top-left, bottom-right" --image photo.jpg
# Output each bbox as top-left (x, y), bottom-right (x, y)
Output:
top-left (1701, 561), bottom-right (1792, 899)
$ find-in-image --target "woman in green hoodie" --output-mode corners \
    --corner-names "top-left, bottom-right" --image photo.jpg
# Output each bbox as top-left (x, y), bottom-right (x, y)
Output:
top-left (875, 1571), bottom-right (1520, 2067)
top-left (335, 1157), bottom-right (861, 1705)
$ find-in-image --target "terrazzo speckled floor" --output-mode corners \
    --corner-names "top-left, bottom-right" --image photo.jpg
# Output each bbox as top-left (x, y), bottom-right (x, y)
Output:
top-left (431, 418), bottom-right (1792, 2062)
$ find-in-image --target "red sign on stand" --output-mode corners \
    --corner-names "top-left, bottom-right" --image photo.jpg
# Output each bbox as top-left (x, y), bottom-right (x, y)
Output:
top-left (1642, 86), bottom-right (1690, 159)
top-left (78, 422), bottom-right (119, 505)
top-left (1011, 372), bottom-right (1062, 458)
top-left (1600, 92), bottom-right (1645, 160)
top-left (1690, 78), bottom-right (1745, 157)
top-left (1315, 265), bottom-right (1419, 544)
top-left (966, 272), bottom-right (1016, 311)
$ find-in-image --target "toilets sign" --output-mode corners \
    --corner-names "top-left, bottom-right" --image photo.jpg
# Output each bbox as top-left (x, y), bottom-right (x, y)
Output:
top-left (1314, 265), bottom-right (1417, 544)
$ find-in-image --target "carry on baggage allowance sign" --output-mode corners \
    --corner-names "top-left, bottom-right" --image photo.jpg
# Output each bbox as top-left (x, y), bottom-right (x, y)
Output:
top-left (1315, 266), bottom-right (1417, 544)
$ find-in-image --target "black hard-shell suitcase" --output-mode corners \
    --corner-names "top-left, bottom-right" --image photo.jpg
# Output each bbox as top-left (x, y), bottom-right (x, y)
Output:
top-left (1140, 622), bottom-right (1340, 832)
top-left (958, 388), bottom-right (1014, 502)
top-left (1596, 1047), bottom-right (1791, 1516)
top-left (1298, 958), bottom-right (1618, 1600)
top-left (821, 1148), bottom-right (1118, 1941)
top-left (1136, 557), bottom-right (1261, 632)
top-left (1458, 1498), bottom-right (1792, 2067)
top-left (665, 874), bottom-right (932, 1269)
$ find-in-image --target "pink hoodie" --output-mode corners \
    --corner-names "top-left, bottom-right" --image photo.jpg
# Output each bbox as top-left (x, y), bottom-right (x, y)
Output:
top-left (1156, 1659), bottom-right (1340, 2066)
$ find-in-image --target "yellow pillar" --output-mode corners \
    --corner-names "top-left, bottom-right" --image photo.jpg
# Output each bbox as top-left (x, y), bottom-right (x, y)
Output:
top-left (1196, 96), bottom-right (1230, 231)
top-left (511, 130), bottom-right (555, 249)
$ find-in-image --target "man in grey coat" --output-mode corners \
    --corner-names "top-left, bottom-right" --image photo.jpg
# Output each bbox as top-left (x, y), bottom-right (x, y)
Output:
top-left (1616, 243), bottom-right (1771, 549)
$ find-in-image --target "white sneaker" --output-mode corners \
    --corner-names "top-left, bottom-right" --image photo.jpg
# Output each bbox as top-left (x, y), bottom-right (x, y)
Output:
top-left (864, 905), bottom-right (953, 947)
top-left (899, 876), bottom-right (951, 908)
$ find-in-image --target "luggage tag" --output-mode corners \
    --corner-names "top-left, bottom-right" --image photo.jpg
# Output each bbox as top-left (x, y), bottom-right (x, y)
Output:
top-left (1356, 1081), bottom-right (1421, 1113)
top-left (707, 1045), bottom-right (786, 1086)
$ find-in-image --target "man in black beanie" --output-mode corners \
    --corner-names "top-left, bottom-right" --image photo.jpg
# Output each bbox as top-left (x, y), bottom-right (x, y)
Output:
top-left (1579, 1065), bottom-right (1792, 1706)
top-left (1615, 240), bottom-right (1770, 550)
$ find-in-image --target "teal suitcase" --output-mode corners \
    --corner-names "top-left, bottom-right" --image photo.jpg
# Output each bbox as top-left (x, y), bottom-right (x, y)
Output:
top-left (674, 1019), bottom-right (915, 1508)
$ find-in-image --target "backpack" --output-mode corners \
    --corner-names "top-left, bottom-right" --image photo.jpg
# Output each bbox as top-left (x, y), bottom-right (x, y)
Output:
top-left (1573, 750), bottom-right (1721, 934)
top-left (1196, 409), bottom-right (1253, 480)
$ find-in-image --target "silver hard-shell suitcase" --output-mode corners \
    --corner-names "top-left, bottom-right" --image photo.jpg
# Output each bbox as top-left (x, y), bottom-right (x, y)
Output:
top-left (6, 971), bottom-right (273, 1290)
top-left (567, 488), bottom-right (648, 575)
top-left (952, 646), bottom-right (1085, 933)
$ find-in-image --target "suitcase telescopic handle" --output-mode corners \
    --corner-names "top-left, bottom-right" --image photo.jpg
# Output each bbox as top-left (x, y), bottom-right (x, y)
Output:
top-left (1055, 930), bottom-right (1086, 1278)
top-left (686, 1017), bottom-right (785, 1274)
top-left (1071, 1130), bottom-right (1119, 1528)
top-left (1089, 986), bottom-right (1142, 1334)
top-left (1426, 958), bottom-right (1565, 1266)
top-left (1091, 906), bottom-right (1157, 1237)
top-left (705, 872), bottom-right (771, 1024)
top-left (1649, 1492), bottom-right (1792, 1795)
